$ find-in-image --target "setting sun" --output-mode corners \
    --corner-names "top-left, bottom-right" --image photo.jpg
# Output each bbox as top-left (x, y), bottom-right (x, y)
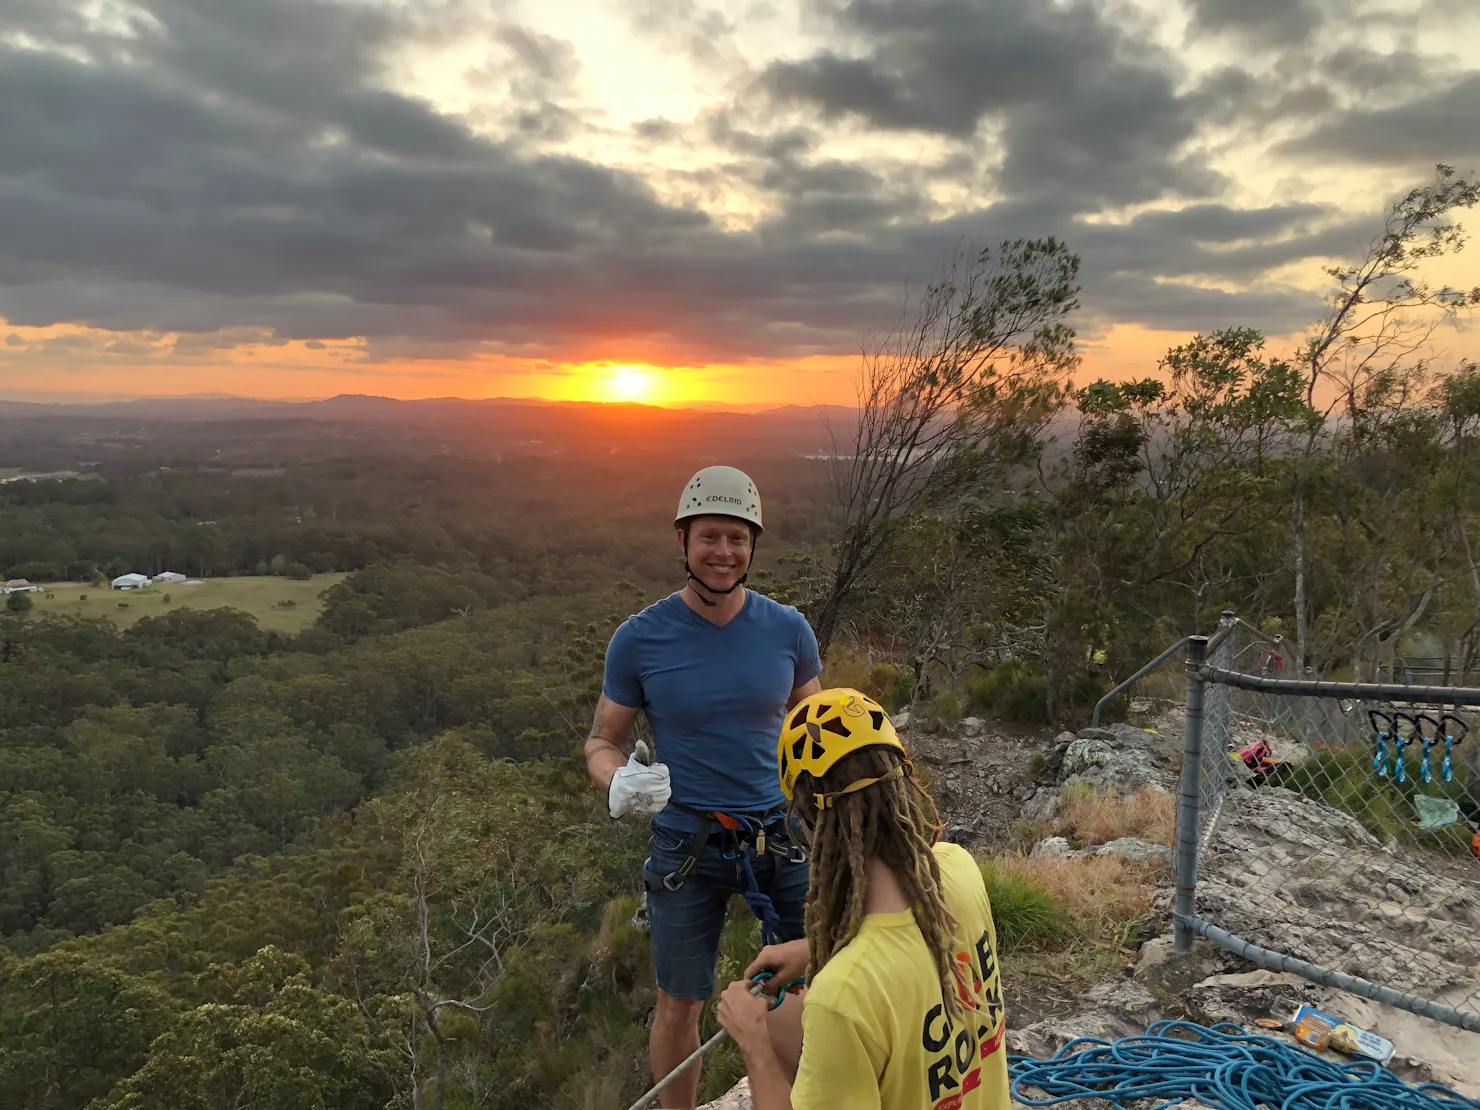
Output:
top-left (609, 365), bottom-right (654, 402)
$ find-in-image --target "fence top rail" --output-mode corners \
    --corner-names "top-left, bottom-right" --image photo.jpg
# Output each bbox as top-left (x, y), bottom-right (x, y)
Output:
top-left (1197, 665), bottom-right (1480, 706)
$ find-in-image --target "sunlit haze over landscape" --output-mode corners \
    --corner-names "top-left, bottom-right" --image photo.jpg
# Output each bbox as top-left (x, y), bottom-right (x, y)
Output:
top-left (2, 0), bottom-right (1478, 406)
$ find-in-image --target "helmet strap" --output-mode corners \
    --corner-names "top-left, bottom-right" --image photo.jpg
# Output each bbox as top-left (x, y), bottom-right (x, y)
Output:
top-left (680, 531), bottom-right (752, 606)
top-left (812, 761), bottom-right (913, 810)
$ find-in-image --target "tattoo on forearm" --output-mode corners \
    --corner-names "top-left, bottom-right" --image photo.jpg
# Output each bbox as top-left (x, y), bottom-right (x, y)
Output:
top-left (585, 742), bottom-right (623, 761)
top-left (588, 699), bottom-right (607, 739)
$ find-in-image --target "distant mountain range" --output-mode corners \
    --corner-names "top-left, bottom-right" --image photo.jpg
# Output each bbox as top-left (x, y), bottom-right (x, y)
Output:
top-left (0, 392), bottom-right (856, 421)
top-left (0, 393), bottom-right (863, 462)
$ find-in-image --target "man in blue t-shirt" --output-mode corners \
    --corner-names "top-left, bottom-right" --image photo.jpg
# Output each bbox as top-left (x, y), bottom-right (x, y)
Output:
top-left (584, 465), bottom-right (822, 1110)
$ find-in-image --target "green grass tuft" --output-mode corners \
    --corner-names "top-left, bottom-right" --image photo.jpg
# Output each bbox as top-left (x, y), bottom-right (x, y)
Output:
top-left (978, 859), bottom-right (1070, 952)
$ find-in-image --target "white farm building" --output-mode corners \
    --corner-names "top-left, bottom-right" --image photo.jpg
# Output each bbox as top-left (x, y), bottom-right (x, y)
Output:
top-left (153, 571), bottom-right (187, 584)
top-left (111, 573), bottom-right (150, 590)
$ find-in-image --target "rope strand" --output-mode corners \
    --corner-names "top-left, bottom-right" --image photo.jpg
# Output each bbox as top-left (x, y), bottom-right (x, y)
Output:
top-left (1009, 1019), bottom-right (1480, 1110)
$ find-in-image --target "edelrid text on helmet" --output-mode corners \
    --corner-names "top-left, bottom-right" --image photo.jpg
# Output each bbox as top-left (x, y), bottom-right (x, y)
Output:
top-left (674, 466), bottom-right (763, 533)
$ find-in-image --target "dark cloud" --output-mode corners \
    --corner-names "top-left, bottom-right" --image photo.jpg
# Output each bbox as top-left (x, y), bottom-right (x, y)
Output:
top-left (633, 117), bottom-right (683, 142)
top-left (1281, 74), bottom-right (1480, 164)
top-left (1184, 0), bottom-right (1330, 44)
top-left (0, 0), bottom-right (1448, 371)
top-left (759, 0), bottom-right (1213, 210)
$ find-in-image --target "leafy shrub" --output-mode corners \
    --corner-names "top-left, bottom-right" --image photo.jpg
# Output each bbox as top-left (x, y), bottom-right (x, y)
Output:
top-left (966, 658), bottom-right (1050, 722)
top-left (819, 649), bottom-right (906, 709)
top-left (967, 658), bottom-right (1114, 724)
top-left (161, 593), bottom-right (172, 603)
top-left (5, 592), bottom-right (33, 613)
top-left (286, 562), bottom-right (313, 581)
top-left (117, 601), bottom-right (129, 609)
top-left (78, 593), bottom-right (88, 601)
top-left (923, 691), bottom-right (962, 731)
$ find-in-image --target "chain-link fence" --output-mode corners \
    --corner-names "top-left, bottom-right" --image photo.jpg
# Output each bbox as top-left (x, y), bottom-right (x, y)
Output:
top-left (1173, 621), bottom-right (1480, 1034)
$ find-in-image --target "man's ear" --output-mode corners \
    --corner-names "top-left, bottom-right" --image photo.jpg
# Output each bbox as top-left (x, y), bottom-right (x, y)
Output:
top-left (675, 527), bottom-right (687, 555)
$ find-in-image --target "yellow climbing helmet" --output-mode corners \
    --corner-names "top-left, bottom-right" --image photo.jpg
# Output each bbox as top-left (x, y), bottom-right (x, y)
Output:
top-left (778, 688), bottom-right (909, 809)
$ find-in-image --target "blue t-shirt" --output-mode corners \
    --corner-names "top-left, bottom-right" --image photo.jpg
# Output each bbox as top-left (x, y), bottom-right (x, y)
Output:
top-left (602, 590), bottom-right (822, 823)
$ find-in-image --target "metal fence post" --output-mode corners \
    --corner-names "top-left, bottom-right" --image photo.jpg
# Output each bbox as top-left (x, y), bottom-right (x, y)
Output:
top-left (1174, 635), bottom-right (1208, 952)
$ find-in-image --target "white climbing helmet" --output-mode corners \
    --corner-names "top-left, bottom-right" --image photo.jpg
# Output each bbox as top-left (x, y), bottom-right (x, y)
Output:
top-left (674, 466), bottom-right (763, 533)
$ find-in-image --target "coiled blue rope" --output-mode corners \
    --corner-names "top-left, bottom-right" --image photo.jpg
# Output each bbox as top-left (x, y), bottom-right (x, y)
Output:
top-left (1008, 1020), bottom-right (1480, 1110)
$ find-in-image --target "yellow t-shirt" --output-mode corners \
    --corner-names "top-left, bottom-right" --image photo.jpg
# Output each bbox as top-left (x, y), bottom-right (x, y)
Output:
top-left (791, 842), bottom-right (1008, 1110)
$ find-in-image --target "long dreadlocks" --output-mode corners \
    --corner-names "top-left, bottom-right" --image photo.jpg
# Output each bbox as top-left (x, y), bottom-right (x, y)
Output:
top-left (789, 745), bottom-right (970, 1020)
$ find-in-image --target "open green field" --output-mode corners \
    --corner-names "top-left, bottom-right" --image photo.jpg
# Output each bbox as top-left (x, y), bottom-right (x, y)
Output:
top-left (25, 573), bottom-right (348, 633)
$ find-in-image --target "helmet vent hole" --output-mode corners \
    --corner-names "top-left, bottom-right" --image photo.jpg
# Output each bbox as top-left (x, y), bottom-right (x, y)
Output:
top-left (869, 710), bottom-right (884, 731)
top-left (788, 707), bottom-right (808, 730)
top-left (820, 717), bottom-right (851, 737)
top-left (792, 738), bottom-right (808, 759)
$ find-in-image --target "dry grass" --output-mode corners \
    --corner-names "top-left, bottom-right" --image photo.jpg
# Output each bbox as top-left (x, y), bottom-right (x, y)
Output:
top-left (981, 850), bottom-right (1161, 1014)
top-left (988, 853), bottom-right (1157, 941)
top-left (1050, 785), bottom-right (1175, 848)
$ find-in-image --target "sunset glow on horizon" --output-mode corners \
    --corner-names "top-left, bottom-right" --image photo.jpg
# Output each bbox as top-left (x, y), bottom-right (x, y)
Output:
top-left (2, 1), bottom-right (1478, 407)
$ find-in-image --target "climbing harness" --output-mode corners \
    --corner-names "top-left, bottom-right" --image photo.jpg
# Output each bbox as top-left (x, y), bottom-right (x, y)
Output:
top-left (1008, 1019), bottom-right (1480, 1110)
top-left (644, 805), bottom-right (807, 945)
top-left (1368, 709), bottom-right (1393, 779)
top-left (1415, 712), bottom-right (1443, 785)
top-left (623, 971), bottom-right (805, 1110)
top-left (1438, 713), bottom-right (1468, 783)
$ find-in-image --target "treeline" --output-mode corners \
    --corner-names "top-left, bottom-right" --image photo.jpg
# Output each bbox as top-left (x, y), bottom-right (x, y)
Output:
top-left (0, 454), bottom-right (833, 584)
top-left (790, 173), bottom-right (1480, 720)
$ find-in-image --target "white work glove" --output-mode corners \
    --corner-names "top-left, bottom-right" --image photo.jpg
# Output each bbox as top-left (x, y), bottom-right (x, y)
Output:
top-left (608, 740), bottom-right (671, 819)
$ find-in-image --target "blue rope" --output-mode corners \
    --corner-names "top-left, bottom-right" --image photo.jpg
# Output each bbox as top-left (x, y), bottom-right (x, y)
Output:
top-left (717, 814), bottom-right (782, 945)
top-left (736, 842), bottom-right (780, 944)
top-left (1008, 1020), bottom-right (1480, 1110)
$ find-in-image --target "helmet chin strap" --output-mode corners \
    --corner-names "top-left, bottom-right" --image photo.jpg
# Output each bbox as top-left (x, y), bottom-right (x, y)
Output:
top-left (681, 536), bottom-right (749, 606)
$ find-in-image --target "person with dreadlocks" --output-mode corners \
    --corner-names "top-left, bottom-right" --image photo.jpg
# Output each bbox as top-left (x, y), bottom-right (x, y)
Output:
top-left (585, 466), bottom-right (822, 1110)
top-left (716, 688), bottom-right (1009, 1110)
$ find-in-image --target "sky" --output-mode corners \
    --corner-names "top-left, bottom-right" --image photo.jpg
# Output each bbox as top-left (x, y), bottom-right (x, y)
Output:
top-left (1, 0), bottom-right (1479, 407)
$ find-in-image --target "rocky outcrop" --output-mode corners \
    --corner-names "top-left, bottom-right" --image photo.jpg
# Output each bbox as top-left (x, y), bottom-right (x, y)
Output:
top-left (1195, 787), bottom-right (1480, 1000)
top-left (699, 1078), bottom-right (751, 1110)
top-left (1020, 722), bottom-right (1179, 823)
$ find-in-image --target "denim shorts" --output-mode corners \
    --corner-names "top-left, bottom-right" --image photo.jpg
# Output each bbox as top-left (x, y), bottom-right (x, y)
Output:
top-left (644, 819), bottom-right (810, 1001)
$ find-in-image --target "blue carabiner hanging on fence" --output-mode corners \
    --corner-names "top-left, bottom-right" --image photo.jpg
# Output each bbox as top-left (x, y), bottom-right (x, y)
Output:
top-left (1368, 709), bottom-right (1393, 779)
top-left (1438, 713), bottom-right (1468, 783)
top-left (1391, 712), bottom-right (1419, 784)
top-left (1414, 713), bottom-right (1442, 785)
